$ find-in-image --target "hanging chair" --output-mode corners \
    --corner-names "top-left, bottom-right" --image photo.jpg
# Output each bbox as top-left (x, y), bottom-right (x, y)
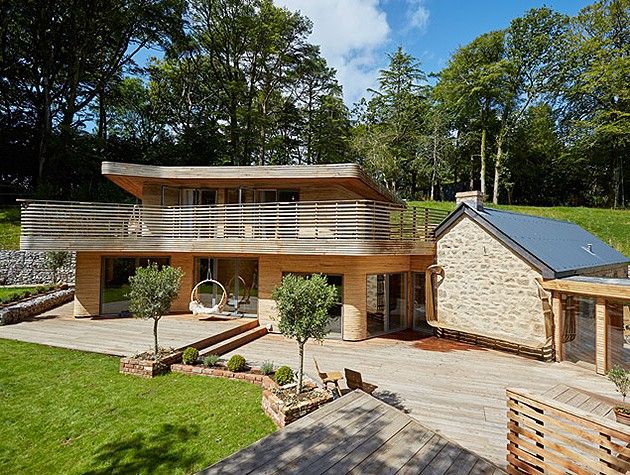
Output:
top-left (189, 279), bottom-right (228, 317)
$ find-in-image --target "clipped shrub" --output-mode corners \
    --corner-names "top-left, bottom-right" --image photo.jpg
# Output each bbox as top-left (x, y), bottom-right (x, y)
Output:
top-left (203, 354), bottom-right (220, 367)
top-left (260, 361), bottom-right (274, 376)
top-left (181, 347), bottom-right (199, 365)
top-left (274, 366), bottom-right (294, 386)
top-left (226, 354), bottom-right (247, 372)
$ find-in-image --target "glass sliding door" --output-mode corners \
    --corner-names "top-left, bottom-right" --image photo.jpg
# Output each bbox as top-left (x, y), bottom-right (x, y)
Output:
top-left (101, 256), bottom-right (170, 316)
top-left (412, 272), bottom-right (430, 333)
top-left (194, 257), bottom-right (258, 318)
top-left (282, 273), bottom-right (343, 338)
top-left (367, 273), bottom-right (408, 337)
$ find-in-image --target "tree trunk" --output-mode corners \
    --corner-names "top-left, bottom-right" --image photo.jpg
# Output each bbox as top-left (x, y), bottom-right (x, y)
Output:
top-left (297, 341), bottom-right (305, 394)
top-left (480, 127), bottom-right (487, 197)
top-left (97, 89), bottom-right (107, 143)
top-left (153, 318), bottom-right (159, 358)
top-left (493, 131), bottom-right (505, 205)
top-left (430, 125), bottom-right (438, 200)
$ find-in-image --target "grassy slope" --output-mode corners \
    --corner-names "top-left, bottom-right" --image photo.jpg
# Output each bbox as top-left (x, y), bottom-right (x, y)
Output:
top-left (0, 339), bottom-right (275, 475)
top-left (410, 200), bottom-right (630, 257)
top-left (0, 207), bottom-right (20, 250)
top-left (0, 285), bottom-right (54, 304)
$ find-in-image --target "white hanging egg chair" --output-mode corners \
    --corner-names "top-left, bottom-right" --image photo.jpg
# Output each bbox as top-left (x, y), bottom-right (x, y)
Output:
top-left (189, 279), bottom-right (228, 317)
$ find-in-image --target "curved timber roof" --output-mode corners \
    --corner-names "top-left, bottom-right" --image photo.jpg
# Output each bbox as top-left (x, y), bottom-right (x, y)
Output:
top-left (101, 161), bottom-right (400, 203)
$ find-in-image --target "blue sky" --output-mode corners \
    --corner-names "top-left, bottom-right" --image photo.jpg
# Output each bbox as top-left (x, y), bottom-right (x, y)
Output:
top-left (277, 0), bottom-right (592, 104)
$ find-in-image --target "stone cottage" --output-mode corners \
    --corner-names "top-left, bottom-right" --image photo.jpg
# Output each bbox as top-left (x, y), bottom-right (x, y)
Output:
top-left (431, 191), bottom-right (629, 370)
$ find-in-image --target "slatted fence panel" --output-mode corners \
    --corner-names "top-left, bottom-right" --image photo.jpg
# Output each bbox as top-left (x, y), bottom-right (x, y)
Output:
top-left (506, 389), bottom-right (630, 475)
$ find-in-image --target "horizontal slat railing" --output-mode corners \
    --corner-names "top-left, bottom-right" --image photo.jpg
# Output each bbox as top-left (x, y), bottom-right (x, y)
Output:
top-left (19, 200), bottom-right (448, 255)
top-left (506, 388), bottom-right (630, 475)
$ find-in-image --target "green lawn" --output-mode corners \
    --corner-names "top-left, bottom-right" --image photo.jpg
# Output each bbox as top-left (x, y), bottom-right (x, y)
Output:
top-left (0, 207), bottom-right (20, 250)
top-left (0, 285), bottom-right (54, 304)
top-left (411, 200), bottom-right (630, 257)
top-left (0, 339), bottom-right (275, 475)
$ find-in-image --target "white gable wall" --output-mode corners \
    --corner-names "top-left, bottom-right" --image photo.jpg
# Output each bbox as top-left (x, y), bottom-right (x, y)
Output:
top-left (436, 215), bottom-right (548, 347)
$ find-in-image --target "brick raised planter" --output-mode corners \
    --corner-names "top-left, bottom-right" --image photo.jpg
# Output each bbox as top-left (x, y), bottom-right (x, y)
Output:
top-left (171, 362), bottom-right (333, 427)
top-left (171, 363), bottom-right (278, 390)
top-left (119, 352), bottom-right (182, 378)
top-left (262, 387), bottom-right (333, 428)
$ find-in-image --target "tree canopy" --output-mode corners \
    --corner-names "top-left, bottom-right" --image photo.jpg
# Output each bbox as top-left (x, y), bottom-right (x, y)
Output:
top-left (1, 0), bottom-right (628, 207)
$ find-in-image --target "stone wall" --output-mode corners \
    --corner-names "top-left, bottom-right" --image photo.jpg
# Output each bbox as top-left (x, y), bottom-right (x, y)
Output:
top-left (0, 251), bottom-right (76, 285)
top-left (436, 216), bottom-right (548, 347)
top-left (0, 288), bottom-right (75, 325)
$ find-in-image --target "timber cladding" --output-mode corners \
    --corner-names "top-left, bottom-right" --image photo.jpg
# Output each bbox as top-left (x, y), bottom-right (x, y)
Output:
top-left (258, 254), bottom-right (418, 341)
top-left (74, 252), bottom-right (435, 341)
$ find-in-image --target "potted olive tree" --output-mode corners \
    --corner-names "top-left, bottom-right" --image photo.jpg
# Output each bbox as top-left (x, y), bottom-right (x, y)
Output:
top-left (607, 365), bottom-right (630, 425)
top-left (128, 263), bottom-right (184, 359)
top-left (272, 273), bottom-right (337, 393)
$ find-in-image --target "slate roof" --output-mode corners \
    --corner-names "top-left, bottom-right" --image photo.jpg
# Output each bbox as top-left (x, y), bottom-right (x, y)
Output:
top-left (434, 204), bottom-right (630, 279)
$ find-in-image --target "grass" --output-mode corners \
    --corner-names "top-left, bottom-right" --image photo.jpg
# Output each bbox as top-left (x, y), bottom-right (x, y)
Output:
top-left (0, 339), bottom-right (276, 475)
top-left (0, 207), bottom-right (20, 250)
top-left (411, 200), bottom-right (630, 257)
top-left (0, 285), bottom-right (55, 304)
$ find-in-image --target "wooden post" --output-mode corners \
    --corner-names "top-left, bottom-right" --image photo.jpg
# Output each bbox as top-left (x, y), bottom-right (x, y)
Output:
top-left (552, 292), bottom-right (563, 362)
top-left (595, 297), bottom-right (607, 375)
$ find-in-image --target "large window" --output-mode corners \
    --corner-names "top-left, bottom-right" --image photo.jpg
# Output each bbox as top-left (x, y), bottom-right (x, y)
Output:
top-left (412, 272), bottom-right (429, 332)
top-left (607, 301), bottom-right (630, 370)
top-left (367, 273), bottom-right (407, 336)
top-left (101, 257), bottom-right (170, 316)
top-left (194, 257), bottom-right (258, 317)
top-left (282, 273), bottom-right (343, 338)
top-left (561, 295), bottom-right (596, 369)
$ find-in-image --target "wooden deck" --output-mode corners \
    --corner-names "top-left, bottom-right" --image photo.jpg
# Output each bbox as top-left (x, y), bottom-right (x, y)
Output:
top-left (201, 390), bottom-right (504, 475)
top-left (222, 332), bottom-right (619, 467)
top-left (542, 383), bottom-right (616, 419)
top-left (0, 302), bottom-right (249, 356)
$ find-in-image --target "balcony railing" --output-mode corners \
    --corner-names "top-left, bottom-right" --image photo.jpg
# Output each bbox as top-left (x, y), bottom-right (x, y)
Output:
top-left (19, 200), bottom-right (449, 255)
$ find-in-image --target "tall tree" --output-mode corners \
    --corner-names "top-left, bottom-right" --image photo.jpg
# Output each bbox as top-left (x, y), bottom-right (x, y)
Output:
top-left (435, 32), bottom-right (505, 197)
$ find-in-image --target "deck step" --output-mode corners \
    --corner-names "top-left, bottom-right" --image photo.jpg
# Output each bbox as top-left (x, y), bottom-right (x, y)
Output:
top-left (177, 319), bottom-right (259, 352)
top-left (200, 325), bottom-right (268, 356)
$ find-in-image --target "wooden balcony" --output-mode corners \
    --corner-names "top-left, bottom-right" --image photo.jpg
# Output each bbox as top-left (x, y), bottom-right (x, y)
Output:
top-left (19, 200), bottom-right (448, 256)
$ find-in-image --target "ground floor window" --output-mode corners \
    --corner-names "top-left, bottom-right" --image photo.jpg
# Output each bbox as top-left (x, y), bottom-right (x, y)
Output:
top-left (194, 257), bottom-right (258, 317)
top-left (561, 295), bottom-right (596, 369)
top-left (412, 272), bottom-right (429, 332)
top-left (367, 273), bottom-right (407, 336)
top-left (607, 300), bottom-right (630, 370)
top-left (282, 273), bottom-right (343, 338)
top-left (101, 256), bottom-right (170, 315)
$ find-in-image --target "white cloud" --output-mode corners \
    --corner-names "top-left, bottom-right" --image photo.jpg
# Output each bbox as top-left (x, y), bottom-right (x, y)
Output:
top-left (276, 0), bottom-right (391, 105)
top-left (406, 0), bottom-right (430, 33)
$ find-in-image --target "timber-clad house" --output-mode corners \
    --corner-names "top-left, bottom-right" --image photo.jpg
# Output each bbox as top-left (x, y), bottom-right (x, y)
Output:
top-left (19, 162), bottom-right (630, 373)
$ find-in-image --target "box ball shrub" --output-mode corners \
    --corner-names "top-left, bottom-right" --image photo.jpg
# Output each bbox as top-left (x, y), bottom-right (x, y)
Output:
top-left (274, 366), bottom-right (294, 386)
top-left (182, 347), bottom-right (199, 365)
top-left (227, 354), bottom-right (247, 372)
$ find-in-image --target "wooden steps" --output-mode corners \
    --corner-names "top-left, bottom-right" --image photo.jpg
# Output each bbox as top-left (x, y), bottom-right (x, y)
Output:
top-left (199, 324), bottom-right (268, 356)
top-left (177, 319), bottom-right (259, 352)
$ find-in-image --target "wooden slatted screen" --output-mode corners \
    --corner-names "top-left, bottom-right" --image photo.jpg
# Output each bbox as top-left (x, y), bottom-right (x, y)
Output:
top-left (506, 388), bottom-right (630, 474)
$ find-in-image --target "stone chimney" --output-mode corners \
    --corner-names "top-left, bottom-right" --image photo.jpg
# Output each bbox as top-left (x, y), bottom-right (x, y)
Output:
top-left (455, 191), bottom-right (484, 211)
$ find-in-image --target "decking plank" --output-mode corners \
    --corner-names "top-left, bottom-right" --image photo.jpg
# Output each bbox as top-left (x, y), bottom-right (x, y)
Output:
top-left (349, 422), bottom-right (433, 475)
top-left (277, 399), bottom-right (392, 474)
top-left (396, 434), bottom-right (449, 475)
top-left (444, 448), bottom-right (485, 475)
top-left (256, 395), bottom-right (384, 475)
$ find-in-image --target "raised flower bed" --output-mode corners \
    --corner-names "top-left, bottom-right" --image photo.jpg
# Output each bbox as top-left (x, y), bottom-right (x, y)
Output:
top-left (119, 349), bottom-right (182, 378)
top-left (171, 355), bottom-right (334, 427)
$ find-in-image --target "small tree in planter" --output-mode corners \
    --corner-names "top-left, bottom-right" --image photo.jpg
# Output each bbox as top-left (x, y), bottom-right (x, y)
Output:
top-left (128, 263), bottom-right (184, 358)
top-left (45, 251), bottom-right (70, 285)
top-left (272, 273), bottom-right (337, 393)
top-left (608, 365), bottom-right (630, 424)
